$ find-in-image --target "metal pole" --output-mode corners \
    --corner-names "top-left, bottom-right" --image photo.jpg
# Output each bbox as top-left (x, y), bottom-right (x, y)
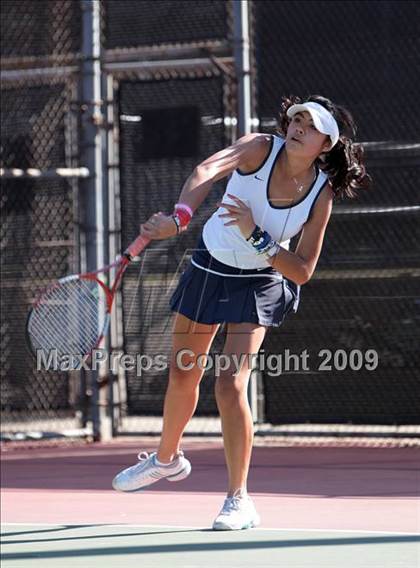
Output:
top-left (80, 0), bottom-right (105, 441)
top-left (0, 167), bottom-right (90, 178)
top-left (106, 74), bottom-right (128, 437)
top-left (233, 0), bottom-right (252, 137)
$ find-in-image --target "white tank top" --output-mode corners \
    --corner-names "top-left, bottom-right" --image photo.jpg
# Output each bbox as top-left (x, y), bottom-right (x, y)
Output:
top-left (202, 135), bottom-right (329, 269)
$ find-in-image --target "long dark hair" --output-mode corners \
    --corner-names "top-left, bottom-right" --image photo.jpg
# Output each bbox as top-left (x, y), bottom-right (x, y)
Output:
top-left (276, 95), bottom-right (372, 199)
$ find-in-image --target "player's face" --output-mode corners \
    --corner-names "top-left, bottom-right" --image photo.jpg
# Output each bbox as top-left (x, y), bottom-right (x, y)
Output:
top-left (286, 111), bottom-right (331, 158)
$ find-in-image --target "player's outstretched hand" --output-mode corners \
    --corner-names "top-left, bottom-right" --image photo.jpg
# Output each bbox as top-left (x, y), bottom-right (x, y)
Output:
top-left (140, 212), bottom-right (178, 240)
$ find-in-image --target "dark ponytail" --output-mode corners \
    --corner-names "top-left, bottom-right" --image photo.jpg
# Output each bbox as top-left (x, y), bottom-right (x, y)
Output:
top-left (276, 94), bottom-right (372, 199)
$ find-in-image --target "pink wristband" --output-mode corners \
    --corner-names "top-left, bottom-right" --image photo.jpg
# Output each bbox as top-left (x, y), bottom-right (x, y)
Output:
top-left (173, 209), bottom-right (191, 228)
top-left (175, 203), bottom-right (194, 218)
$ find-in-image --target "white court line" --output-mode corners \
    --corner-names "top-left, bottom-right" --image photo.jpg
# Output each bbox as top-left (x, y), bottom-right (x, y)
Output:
top-left (2, 522), bottom-right (419, 537)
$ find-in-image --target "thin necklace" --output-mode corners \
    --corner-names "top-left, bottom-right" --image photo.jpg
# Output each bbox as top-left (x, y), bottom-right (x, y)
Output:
top-left (293, 166), bottom-right (316, 193)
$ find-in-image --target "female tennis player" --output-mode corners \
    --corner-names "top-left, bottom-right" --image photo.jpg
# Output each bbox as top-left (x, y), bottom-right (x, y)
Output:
top-left (112, 95), bottom-right (371, 530)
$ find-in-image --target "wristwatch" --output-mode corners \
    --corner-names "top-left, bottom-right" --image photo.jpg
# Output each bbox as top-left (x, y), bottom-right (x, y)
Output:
top-left (246, 225), bottom-right (261, 243)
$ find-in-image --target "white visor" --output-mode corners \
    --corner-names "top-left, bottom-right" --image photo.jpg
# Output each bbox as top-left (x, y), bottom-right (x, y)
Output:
top-left (287, 102), bottom-right (339, 148)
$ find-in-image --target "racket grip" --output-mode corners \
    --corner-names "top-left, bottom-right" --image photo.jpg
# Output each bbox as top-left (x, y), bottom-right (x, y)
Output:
top-left (124, 234), bottom-right (150, 259)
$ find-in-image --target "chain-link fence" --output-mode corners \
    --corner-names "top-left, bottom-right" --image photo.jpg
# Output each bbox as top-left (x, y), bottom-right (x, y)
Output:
top-left (1, 0), bottom-right (81, 65)
top-left (104, 0), bottom-right (229, 48)
top-left (117, 75), bottom-right (227, 419)
top-left (1, 1), bottom-right (419, 443)
top-left (102, 1), bottom-right (236, 434)
top-left (1, 0), bottom-right (236, 441)
top-left (0, 3), bottom-right (87, 441)
top-left (252, 0), bottom-right (420, 425)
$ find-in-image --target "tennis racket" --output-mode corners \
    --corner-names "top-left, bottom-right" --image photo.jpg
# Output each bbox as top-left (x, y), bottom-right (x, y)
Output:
top-left (26, 234), bottom-right (150, 360)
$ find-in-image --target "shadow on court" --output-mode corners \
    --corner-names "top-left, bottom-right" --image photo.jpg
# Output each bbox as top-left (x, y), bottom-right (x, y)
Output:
top-left (2, 525), bottom-right (419, 566)
top-left (1, 528), bottom-right (201, 545)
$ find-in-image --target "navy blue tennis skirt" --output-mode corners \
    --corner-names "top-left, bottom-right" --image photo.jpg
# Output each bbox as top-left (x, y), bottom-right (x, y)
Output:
top-left (169, 234), bottom-right (300, 327)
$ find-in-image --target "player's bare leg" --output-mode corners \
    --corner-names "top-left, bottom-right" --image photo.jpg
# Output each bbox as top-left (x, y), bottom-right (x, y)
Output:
top-left (157, 313), bottom-right (220, 463)
top-left (215, 323), bottom-right (267, 495)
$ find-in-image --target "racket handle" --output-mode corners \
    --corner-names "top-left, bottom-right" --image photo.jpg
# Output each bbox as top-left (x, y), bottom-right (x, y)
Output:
top-left (124, 234), bottom-right (151, 259)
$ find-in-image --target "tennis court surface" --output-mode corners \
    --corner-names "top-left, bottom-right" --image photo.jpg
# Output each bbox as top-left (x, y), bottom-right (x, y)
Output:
top-left (1, 439), bottom-right (419, 567)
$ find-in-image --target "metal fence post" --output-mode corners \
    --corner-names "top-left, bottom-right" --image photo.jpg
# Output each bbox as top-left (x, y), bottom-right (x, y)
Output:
top-left (80, 0), bottom-right (108, 441)
top-left (233, 0), bottom-right (252, 137)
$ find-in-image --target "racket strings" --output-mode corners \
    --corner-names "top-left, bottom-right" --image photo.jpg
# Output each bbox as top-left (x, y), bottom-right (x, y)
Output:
top-left (30, 285), bottom-right (101, 356)
top-left (31, 285), bottom-right (98, 345)
top-left (28, 278), bottom-right (107, 358)
top-left (29, 287), bottom-right (98, 355)
top-left (49, 282), bottom-right (101, 341)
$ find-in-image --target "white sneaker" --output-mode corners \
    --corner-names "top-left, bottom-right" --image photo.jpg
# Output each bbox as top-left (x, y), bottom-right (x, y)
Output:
top-left (212, 489), bottom-right (261, 530)
top-left (112, 451), bottom-right (191, 492)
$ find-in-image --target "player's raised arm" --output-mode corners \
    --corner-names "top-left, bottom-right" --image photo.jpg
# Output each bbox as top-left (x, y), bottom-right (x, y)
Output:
top-left (140, 134), bottom-right (271, 240)
top-left (177, 133), bottom-right (271, 211)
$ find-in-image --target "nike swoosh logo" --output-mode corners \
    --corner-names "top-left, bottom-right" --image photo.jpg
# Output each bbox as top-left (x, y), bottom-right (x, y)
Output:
top-left (254, 176), bottom-right (264, 181)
